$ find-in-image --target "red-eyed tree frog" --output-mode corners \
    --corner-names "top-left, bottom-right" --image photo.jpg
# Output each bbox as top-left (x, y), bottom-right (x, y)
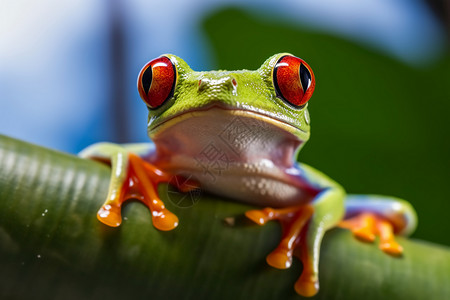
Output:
top-left (79, 54), bottom-right (417, 297)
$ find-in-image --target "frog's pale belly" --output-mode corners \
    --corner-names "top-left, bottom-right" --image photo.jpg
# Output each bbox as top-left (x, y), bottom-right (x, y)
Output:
top-left (149, 106), bottom-right (314, 207)
top-left (186, 166), bottom-right (310, 207)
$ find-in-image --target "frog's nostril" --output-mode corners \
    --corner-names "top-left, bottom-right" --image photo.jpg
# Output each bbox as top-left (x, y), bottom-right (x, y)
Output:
top-left (198, 78), bottom-right (208, 91)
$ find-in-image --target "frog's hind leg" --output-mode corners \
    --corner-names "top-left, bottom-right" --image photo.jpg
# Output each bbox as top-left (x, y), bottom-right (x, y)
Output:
top-left (339, 195), bottom-right (417, 255)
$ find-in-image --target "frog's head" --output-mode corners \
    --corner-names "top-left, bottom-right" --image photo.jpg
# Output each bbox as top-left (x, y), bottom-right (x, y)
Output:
top-left (137, 53), bottom-right (315, 152)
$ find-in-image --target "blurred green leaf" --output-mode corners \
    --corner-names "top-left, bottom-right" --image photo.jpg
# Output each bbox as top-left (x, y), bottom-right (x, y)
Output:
top-left (0, 134), bottom-right (449, 300)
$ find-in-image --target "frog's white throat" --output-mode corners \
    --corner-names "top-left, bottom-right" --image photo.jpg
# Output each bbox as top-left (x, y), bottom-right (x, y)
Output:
top-left (149, 106), bottom-right (304, 170)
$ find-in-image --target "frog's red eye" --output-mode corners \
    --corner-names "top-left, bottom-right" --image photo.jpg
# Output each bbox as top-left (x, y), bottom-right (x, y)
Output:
top-left (273, 55), bottom-right (315, 107)
top-left (137, 56), bottom-right (176, 109)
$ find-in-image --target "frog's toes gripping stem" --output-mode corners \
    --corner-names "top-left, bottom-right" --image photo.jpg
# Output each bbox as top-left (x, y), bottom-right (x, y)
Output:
top-left (338, 195), bottom-right (417, 256)
top-left (246, 205), bottom-right (319, 297)
top-left (339, 212), bottom-right (403, 255)
top-left (81, 143), bottom-right (199, 230)
top-left (98, 153), bottom-right (182, 230)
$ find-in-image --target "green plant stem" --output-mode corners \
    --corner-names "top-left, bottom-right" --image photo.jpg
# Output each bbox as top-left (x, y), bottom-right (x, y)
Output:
top-left (0, 134), bottom-right (449, 300)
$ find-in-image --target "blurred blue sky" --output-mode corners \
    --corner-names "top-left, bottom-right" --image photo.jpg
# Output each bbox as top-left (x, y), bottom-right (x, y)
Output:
top-left (0, 0), bottom-right (445, 153)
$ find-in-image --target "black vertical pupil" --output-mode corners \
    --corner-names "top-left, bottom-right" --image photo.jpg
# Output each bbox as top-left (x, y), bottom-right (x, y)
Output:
top-left (299, 63), bottom-right (311, 92)
top-left (142, 67), bottom-right (153, 94)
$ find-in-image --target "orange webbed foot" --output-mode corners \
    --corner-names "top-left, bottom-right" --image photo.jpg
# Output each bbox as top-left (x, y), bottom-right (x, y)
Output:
top-left (246, 205), bottom-right (319, 297)
top-left (339, 213), bottom-right (403, 256)
top-left (97, 153), bottom-right (185, 231)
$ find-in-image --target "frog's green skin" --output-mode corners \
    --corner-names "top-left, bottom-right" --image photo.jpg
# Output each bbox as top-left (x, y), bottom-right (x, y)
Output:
top-left (80, 53), bottom-right (417, 295)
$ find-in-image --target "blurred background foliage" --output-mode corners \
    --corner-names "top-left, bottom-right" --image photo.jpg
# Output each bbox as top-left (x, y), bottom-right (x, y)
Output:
top-left (0, 0), bottom-right (449, 247)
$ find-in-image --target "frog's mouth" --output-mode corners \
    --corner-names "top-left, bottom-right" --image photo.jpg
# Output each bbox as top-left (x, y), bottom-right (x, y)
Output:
top-left (148, 104), bottom-right (309, 142)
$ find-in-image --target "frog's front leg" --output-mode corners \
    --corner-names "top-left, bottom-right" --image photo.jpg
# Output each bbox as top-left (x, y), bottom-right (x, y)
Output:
top-left (246, 164), bottom-right (345, 297)
top-left (79, 143), bottom-right (196, 230)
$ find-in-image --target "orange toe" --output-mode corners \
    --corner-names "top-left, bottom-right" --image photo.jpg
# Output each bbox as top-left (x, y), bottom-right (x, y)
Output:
top-left (379, 241), bottom-right (403, 256)
top-left (353, 226), bottom-right (376, 242)
top-left (245, 209), bottom-right (273, 225)
top-left (151, 209), bottom-right (179, 231)
top-left (97, 204), bottom-right (122, 227)
top-left (295, 277), bottom-right (319, 298)
top-left (266, 248), bottom-right (292, 269)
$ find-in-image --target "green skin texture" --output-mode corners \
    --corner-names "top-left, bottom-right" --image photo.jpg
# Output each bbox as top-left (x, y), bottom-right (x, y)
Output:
top-left (79, 53), bottom-right (417, 295)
